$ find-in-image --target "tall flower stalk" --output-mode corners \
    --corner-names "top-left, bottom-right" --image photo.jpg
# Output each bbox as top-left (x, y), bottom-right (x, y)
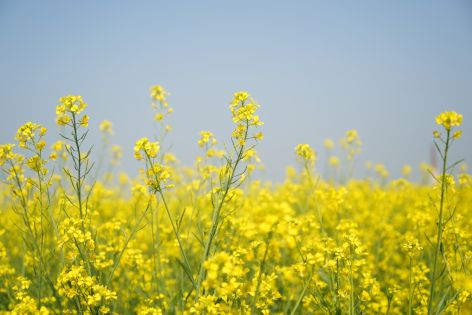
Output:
top-left (56, 96), bottom-right (94, 266)
top-left (194, 91), bottom-right (263, 300)
top-left (427, 111), bottom-right (463, 314)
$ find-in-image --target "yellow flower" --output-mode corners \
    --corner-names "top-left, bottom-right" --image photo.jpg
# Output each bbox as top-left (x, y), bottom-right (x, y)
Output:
top-left (329, 155), bottom-right (339, 166)
top-left (402, 164), bottom-right (412, 177)
top-left (26, 156), bottom-right (42, 172)
top-left (99, 120), bottom-right (114, 134)
top-left (229, 91), bottom-right (263, 147)
top-left (146, 163), bottom-right (173, 190)
top-left (375, 163), bottom-right (389, 178)
top-left (112, 145), bottom-right (123, 159)
top-left (56, 95), bottom-right (87, 125)
top-left (57, 95), bottom-right (87, 114)
top-left (79, 115), bottom-right (90, 127)
top-left (254, 132), bottom-right (264, 141)
top-left (324, 138), bottom-right (335, 150)
top-left (231, 91), bottom-right (250, 105)
top-left (56, 114), bottom-right (71, 125)
top-left (154, 113), bottom-right (164, 121)
top-left (295, 144), bottom-right (316, 163)
top-left (150, 85), bottom-right (168, 102)
top-left (35, 140), bottom-right (46, 151)
top-left (401, 236), bottom-right (423, 257)
top-left (0, 144), bottom-right (15, 165)
top-left (134, 137), bottom-right (160, 160)
top-left (15, 122), bottom-right (42, 148)
top-left (453, 130), bottom-right (463, 140)
top-left (346, 129), bottom-right (359, 144)
top-left (232, 103), bottom-right (259, 124)
top-left (198, 131), bottom-right (216, 148)
top-left (49, 152), bottom-right (58, 161)
top-left (51, 141), bottom-right (64, 151)
top-left (435, 111), bottom-right (463, 131)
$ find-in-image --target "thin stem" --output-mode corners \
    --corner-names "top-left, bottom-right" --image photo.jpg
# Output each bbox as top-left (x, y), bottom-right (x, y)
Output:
top-left (71, 113), bottom-right (84, 226)
top-left (251, 232), bottom-right (272, 315)
top-left (408, 257), bottom-right (413, 315)
top-left (194, 120), bottom-right (249, 300)
top-left (290, 269), bottom-right (313, 315)
top-left (144, 153), bottom-right (196, 290)
top-left (106, 198), bottom-right (152, 286)
top-left (427, 129), bottom-right (450, 315)
top-left (349, 258), bottom-right (355, 315)
top-left (157, 187), bottom-right (196, 289)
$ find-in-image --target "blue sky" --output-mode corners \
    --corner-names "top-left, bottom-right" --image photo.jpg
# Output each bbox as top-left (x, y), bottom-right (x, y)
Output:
top-left (1, 1), bottom-right (471, 181)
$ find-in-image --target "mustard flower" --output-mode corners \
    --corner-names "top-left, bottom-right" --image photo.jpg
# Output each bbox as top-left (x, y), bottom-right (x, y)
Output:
top-left (150, 85), bottom-right (169, 103)
top-left (56, 95), bottom-right (87, 125)
top-left (134, 137), bottom-right (160, 160)
top-left (295, 144), bottom-right (316, 163)
top-left (0, 144), bottom-right (16, 165)
top-left (15, 122), bottom-right (44, 148)
top-left (79, 114), bottom-right (90, 127)
top-left (324, 138), bottom-right (335, 150)
top-left (435, 111), bottom-right (463, 131)
top-left (453, 130), bottom-right (463, 140)
top-left (99, 120), bottom-right (114, 134)
top-left (198, 131), bottom-right (217, 148)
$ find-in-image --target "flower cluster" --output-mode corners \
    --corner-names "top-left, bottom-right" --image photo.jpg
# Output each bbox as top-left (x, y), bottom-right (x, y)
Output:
top-left (340, 129), bottom-right (361, 160)
top-left (435, 111), bottom-right (463, 131)
top-left (0, 144), bottom-right (16, 166)
top-left (401, 235), bottom-right (423, 258)
top-left (230, 91), bottom-right (263, 146)
top-left (99, 119), bottom-right (114, 135)
top-left (49, 140), bottom-right (68, 161)
top-left (145, 163), bottom-right (174, 191)
top-left (55, 95), bottom-right (89, 126)
top-left (295, 144), bottom-right (316, 165)
top-left (57, 265), bottom-right (117, 314)
top-left (150, 85), bottom-right (169, 103)
top-left (15, 122), bottom-right (47, 149)
top-left (149, 85), bottom-right (173, 135)
top-left (134, 137), bottom-right (160, 160)
top-left (434, 111), bottom-right (463, 141)
top-left (198, 131), bottom-right (217, 148)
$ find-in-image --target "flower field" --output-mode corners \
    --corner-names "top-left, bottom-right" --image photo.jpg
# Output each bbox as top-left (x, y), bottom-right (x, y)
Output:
top-left (0, 87), bottom-right (470, 314)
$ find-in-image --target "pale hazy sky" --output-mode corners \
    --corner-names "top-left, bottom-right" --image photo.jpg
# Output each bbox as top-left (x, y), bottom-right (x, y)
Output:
top-left (1, 1), bottom-right (471, 181)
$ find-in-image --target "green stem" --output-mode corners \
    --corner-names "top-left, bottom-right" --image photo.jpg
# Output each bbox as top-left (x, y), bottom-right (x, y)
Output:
top-left (106, 199), bottom-right (152, 286)
top-left (427, 129), bottom-right (450, 314)
top-left (158, 187), bottom-right (196, 289)
top-left (290, 269), bottom-right (313, 315)
top-left (69, 113), bottom-right (94, 276)
top-left (251, 232), bottom-right (272, 315)
top-left (71, 113), bottom-right (84, 226)
top-left (194, 120), bottom-right (249, 301)
top-left (408, 257), bottom-right (413, 315)
top-left (145, 153), bottom-right (196, 290)
top-left (350, 259), bottom-right (355, 315)
top-left (304, 164), bottom-right (325, 235)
